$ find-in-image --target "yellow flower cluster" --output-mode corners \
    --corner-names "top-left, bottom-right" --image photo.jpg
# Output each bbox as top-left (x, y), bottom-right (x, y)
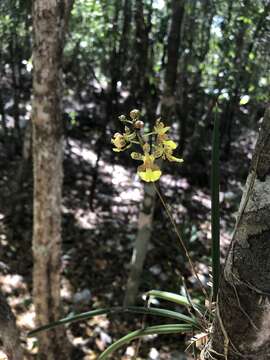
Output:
top-left (111, 110), bottom-right (183, 182)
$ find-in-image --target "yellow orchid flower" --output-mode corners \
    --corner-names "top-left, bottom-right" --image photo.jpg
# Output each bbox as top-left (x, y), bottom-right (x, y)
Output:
top-left (111, 128), bottom-right (136, 152)
top-left (111, 133), bottom-right (126, 152)
top-left (112, 111), bottom-right (183, 181)
top-left (153, 140), bottom-right (183, 163)
top-left (131, 152), bottom-right (162, 182)
top-left (154, 119), bottom-right (170, 136)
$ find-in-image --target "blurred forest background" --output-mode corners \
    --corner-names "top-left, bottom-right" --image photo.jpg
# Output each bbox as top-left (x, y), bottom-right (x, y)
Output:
top-left (0, 0), bottom-right (269, 359)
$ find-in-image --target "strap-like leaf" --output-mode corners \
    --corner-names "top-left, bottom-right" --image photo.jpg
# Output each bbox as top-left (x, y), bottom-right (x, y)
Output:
top-left (146, 290), bottom-right (191, 307)
top-left (211, 104), bottom-right (220, 301)
top-left (28, 306), bottom-right (199, 337)
top-left (127, 306), bottom-right (200, 327)
top-left (98, 324), bottom-right (194, 359)
top-left (146, 290), bottom-right (208, 318)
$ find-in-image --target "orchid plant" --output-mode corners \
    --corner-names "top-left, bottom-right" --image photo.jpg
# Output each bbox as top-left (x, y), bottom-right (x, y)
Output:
top-left (29, 107), bottom-right (221, 360)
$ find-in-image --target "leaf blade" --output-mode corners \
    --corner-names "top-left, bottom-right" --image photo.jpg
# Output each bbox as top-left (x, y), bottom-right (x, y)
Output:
top-left (98, 324), bottom-right (194, 360)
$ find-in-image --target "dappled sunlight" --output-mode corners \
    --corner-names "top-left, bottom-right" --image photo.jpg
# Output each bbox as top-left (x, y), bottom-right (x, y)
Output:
top-left (68, 139), bottom-right (98, 166)
top-left (0, 351), bottom-right (7, 360)
top-left (115, 187), bottom-right (142, 203)
top-left (161, 175), bottom-right (190, 190)
top-left (192, 190), bottom-right (211, 209)
top-left (0, 274), bottom-right (26, 294)
top-left (74, 208), bottom-right (98, 230)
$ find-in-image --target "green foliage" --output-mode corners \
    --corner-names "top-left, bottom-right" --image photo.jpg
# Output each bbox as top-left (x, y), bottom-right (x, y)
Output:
top-left (28, 305), bottom-right (198, 337)
top-left (211, 105), bottom-right (220, 301)
top-left (98, 324), bottom-right (194, 360)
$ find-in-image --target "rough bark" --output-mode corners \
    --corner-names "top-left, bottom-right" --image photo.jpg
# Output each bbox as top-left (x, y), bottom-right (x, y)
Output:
top-left (0, 293), bottom-right (23, 360)
top-left (210, 106), bottom-right (270, 360)
top-left (32, 1), bottom-right (73, 359)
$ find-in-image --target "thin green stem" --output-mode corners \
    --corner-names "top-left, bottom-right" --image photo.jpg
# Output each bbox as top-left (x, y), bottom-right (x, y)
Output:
top-left (211, 104), bottom-right (220, 301)
top-left (130, 140), bottom-right (140, 144)
top-left (153, 183), bottom-right (209, 301)
top-left (143, 131), bottom-right (156, 137)
top-left (135, 128), bottom-right (208, 300)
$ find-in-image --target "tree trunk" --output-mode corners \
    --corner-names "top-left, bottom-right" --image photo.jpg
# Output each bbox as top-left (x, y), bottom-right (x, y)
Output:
top-left (130, 0), bottom-right (149, 107)
top-left (32, 1), bottom-right (73, 359)
top-left (161, 0), bottom-right (184, 120)
top-left (124, 184), bottom-right (156, 306)
top-left (210, 106), bottom-right (270, 360)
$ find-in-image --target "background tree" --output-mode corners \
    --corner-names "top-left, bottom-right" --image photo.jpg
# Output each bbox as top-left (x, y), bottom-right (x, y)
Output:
top-left (32, 0), bottom-right (73, 359)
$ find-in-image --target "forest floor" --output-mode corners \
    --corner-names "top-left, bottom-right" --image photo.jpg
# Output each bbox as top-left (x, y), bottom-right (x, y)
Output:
top-left (0, 123), bottom-right (257, 359)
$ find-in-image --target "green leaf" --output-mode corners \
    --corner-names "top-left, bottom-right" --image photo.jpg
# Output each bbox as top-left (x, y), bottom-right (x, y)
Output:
top-left (28, 306), bottom-right (199, 337)
top-left (28, 308), bottom-right (112, 336)
top-left (127, 307), bottom-right (200, 327)
top-left (211, 104), bottom-right (220, 301)
top-left (98, 324), bottom-right (193, 360)
top-left (146, 290), bottom-right (192, 307)
top-left (146, 290), bottom-right (207, 317)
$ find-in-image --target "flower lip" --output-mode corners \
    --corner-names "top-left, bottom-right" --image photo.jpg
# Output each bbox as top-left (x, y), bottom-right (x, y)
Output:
top-left (138, 166), bottom-right (162, 182)
top-left (134, 153), bottom-right (162, 182)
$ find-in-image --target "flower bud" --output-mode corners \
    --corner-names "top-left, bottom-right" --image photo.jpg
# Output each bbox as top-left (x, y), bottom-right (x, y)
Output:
top-left (134, 120), bottom-right (144, 129)
top-left (118, 115), bottom-right (126, 122)
top-left (143, 143), bottom-right (150, 153)
top-left (130, 109), bottom-right (140, 120)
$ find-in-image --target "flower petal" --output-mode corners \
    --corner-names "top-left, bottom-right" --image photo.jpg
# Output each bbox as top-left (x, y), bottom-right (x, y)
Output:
top-left (166, 154), bottom-right (183, 162)
top-left (154, 119), bottom-right (170, 135)
top-left (138, 168), bottom-right (162, 182)
top-left (163, 140), bottom-right (177, 149)
top-left (153, 146), bottom-right (163, 159)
